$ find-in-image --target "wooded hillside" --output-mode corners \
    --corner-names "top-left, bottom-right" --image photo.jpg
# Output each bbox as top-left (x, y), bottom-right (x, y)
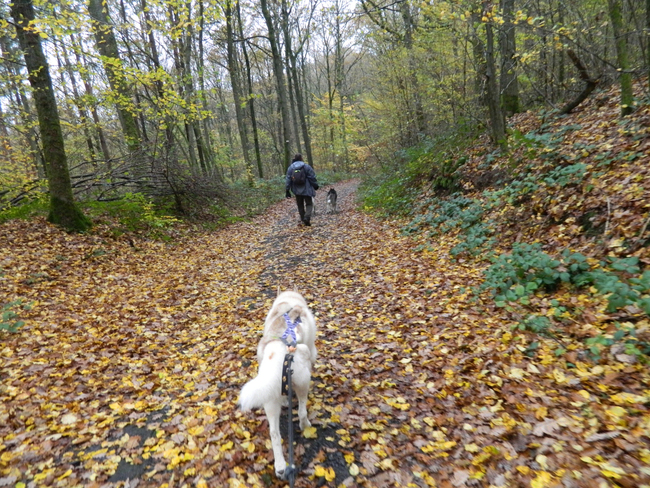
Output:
top-left (1, 0), bottom-right (648, 227)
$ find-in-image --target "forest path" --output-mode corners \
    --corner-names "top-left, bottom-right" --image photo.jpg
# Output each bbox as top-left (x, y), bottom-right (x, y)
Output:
top-left (2, 179), bottom-right (481, 488)
top-left (5, 179), bottom-right (643, 488)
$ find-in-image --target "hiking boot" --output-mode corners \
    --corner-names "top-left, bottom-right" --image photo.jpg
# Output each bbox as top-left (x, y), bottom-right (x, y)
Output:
top-left (303, 219), bottom-right (311, 226)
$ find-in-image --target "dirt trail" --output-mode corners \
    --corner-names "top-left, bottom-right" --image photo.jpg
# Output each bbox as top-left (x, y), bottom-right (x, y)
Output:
top-left (2, 180), bottom-right (648, 487)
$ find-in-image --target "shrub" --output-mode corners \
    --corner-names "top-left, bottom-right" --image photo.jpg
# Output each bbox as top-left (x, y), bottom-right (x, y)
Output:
top-left (404, 196), bottom-right (495, 257)
top-left (1, 300), bottom-right (31, 332)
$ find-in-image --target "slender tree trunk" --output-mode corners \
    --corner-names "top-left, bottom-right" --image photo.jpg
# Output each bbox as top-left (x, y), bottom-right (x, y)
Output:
top-left (470, 12), bottom-right (488, 105)
top-left (118, 0), bottom-right (148, 143)
top-left (236, 0), bottom-right (263, 178)
top-left (0, 33), bottom-right (45, 177)
top-left (279, 0), bottom-right (301, 152)
top-left (499, 0), bottom-right (520, 116)
top-left (0, 103), bottom-right (15, 166)
top-left (182, 1), bottom-right (208, 173)
top-left (400, 0), bottom-right (426, 142)
top-left (281, 0), bottom-right (313, 166)
top-left (11, 0), bottom-right (91, 232)
top-left (608, 0), bottom-right (635, 116)
top-left (141, 0), bottom-right (174, 154)
top-left (225, 0), bottom-right (253, 183)
top-left (88, 0), bottom-right (141, 154)
top-left (196, 0), bottom-right (216, 173)
top-left (334, 10), bottom-right (348, 169)
top-left (484, 5), bottom-right (506, 146)
top-left (71, 37), bottom-right (112, 168)
top-left (260, 0), bottom-right (291, 172)
top-left (647, 0), bottom-right (650, 91)
top-left (58, 37), bottom-right (96, 162)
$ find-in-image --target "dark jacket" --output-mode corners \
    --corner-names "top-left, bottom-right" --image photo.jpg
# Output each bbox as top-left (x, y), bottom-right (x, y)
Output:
top-left (286, 161), bottom-right (319, 197)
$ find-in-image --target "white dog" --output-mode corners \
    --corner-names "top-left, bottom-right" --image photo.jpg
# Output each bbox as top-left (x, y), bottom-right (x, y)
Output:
top-left (239, 290), bottom-right (317, 479)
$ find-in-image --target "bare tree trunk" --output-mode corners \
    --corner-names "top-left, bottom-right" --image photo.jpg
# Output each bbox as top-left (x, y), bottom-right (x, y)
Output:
top-left (647, 0), bottom-right (650, 91)
top-left (484, 3), bottom-right (506, 146)
top-left (196, 0), bottom-right (217, 173)
top-left (0, 33), bottom-right (45, 177)
top-left (118, 0), bottom-right (149, 143)
top-left (608, 0), bottom-right (635, 116)
top-left (260, 0), bottom-right (291, 172)
top-left (70, 35), bottom-right (112, 168)
top-left (141, 0), bottom-right (174, 154)
top-left (0, 103), bottom-right (14, 166)
top-left (334, 6), bottom-right (349, 169)
top-left (11, 0), bottom-right (90, 232)
top-left (279, 0), bottom-right (301, 153)
top-left (57, 36), bottom-right (97, 162)
top-left (499, 0), bottom-right (520, 116)
top-left (470, 12), bottom-right (487, 105)
top-left (166, 4), bottom-right (198, 168)
top-left (225, 0), bottom-right (253, 183)
top-left (236, 0), bottom-right (263, 178)
top-left (400, 0), bottom-right (426, 142)
top-left (88, 0), bottom-right (141, 154)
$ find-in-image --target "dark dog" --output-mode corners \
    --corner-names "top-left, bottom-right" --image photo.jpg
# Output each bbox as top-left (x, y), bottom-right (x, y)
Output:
top-left (326, 188), bottom-right (338, 214)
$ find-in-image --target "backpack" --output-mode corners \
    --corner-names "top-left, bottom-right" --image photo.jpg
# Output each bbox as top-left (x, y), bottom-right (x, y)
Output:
top-left (291, 163), bottom-right (307, 185)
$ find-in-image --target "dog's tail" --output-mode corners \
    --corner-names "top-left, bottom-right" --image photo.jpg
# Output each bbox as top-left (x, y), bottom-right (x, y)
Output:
top-left (238, 341), bottom-right (286, 411)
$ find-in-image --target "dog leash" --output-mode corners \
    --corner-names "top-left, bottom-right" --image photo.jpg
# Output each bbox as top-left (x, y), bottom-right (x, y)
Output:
top-left (282, 353), bottom-right (297, 487)
top-left (281, 312), bottom-right (299, 487)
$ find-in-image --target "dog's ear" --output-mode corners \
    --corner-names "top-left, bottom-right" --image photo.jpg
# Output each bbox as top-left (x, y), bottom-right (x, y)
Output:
top-left (293, 286), bottom-right (299, 293)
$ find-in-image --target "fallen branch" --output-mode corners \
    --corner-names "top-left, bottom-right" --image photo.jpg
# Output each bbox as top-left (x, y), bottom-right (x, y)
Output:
top-left (559, 50), bottom-right (600, 115)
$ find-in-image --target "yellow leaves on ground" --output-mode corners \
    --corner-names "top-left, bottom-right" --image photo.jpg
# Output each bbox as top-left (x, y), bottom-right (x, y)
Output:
top-left (384, 396), bottom-right (410, 411)
top-left (531, 471), bottom-right (555, 488)
top-left (219, 441), bottom-right (234, 452)
top-left (314, 465), bottom-right (336, 482)
top-left (2, 162), bottom-right (650, 488)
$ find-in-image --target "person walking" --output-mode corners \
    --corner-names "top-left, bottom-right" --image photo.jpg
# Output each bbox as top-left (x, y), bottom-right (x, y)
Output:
top-left (285, 154), bottom-right (319, 226)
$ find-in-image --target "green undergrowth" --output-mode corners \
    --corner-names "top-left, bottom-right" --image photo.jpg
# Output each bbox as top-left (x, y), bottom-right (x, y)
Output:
top-left (363, 104), bottom-right (650, 361)
top-left (359, 131), bottom-right (477, 217)
top-left (0, 193), bottom-right (49, 224)
top-left (2, 170), bottom-right (350, 238)
top-left (1, 299), bottom-right (32, 333)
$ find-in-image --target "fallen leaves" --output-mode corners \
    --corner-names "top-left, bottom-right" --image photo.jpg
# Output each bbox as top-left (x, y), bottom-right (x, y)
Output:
top-left (2, 108), bottom-right (650, 488)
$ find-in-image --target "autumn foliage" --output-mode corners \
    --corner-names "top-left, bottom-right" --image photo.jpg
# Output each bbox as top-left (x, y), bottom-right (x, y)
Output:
top-left (1, 82), bottom-right (650, 487)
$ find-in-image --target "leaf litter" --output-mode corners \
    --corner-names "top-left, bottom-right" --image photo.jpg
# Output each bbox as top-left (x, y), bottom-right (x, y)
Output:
top-left (2, 91), bottom-right (650, 488)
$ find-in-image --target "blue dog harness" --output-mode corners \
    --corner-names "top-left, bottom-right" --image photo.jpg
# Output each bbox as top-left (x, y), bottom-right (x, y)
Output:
top-left (281, 313), bottom-right (300, 348)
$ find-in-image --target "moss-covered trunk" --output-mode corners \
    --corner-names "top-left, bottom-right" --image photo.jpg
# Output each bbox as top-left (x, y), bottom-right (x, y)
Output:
top-left (11, 0), bottom-right (91, 232)
top-left (608, 0), bottom-right (635, 116)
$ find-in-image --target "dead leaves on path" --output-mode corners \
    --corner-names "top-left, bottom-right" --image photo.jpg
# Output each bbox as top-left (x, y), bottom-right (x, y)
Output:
top-left (1, 179), bottom-right (650, 487)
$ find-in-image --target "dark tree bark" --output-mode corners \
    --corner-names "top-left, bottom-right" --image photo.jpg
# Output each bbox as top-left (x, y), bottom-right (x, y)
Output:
top-left (484, 3), bottom-right (506, 146)
top-left (224, 0), bottom-right (253, 183)
top-left (559, 50), bottom-right (598, 114)
top-left (607, 0), bottom-right (635, 116)
top-left (236, 0), bottom-right (263, 178)
top-left (499, 0), bottom-right (520, 116)
top-left (647, 0), bottom-right (650, 92)
top-left (281, 0), bottom-right (314, 167)
top-left (260, 0), bottom-right (292, 171)
top-left (11, 0), bottom-right (91, 232)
